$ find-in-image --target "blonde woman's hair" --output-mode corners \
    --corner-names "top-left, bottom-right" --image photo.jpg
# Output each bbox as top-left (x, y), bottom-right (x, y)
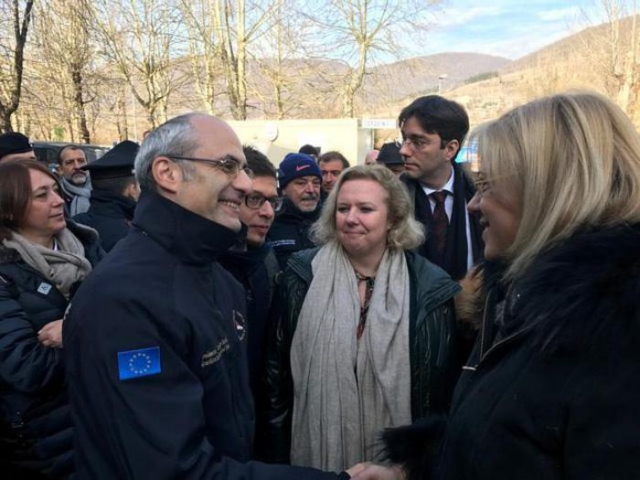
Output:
top-left (310, 164), bottom-right (425, 250)
top-left (472, 91), bottom-right (640, 279)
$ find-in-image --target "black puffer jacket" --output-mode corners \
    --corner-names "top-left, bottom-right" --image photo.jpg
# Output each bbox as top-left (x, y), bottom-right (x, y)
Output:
top-left (262, 248), bottom-right (461, 463)
top-left (0, 221), bottom-right (103, 479)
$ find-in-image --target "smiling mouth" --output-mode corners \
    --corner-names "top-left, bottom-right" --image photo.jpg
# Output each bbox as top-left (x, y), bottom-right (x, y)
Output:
top-left (219, 200), bottom-right (240, 211)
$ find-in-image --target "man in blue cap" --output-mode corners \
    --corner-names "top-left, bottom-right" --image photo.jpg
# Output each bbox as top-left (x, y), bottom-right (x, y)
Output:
top-left (73, 140), bottom-right (140, 251)
top-left (267, 152), bottom-right (322, 269)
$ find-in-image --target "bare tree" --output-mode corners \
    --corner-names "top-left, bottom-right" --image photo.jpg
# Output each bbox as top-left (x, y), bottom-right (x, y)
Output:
top-left (90, 0), bottom-right (184, 129)
top-left (29, 0), bottom-right (95, 142)
top-left (210, 0), bottom-right (278, 120)
top-left (0, 0), bottom-right (35, 132)
top-left (579, 1), bottom-right (639, 120)
top-left (302, 0), bottom-right (441, 118)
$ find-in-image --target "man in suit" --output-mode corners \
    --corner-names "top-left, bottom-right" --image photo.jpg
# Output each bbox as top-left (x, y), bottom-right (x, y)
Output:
top-left (398, 95), bottom-right (483, 280)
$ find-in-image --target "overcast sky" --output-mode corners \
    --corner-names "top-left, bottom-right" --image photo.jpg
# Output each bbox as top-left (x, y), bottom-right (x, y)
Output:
top-left (421, 0), bottom-right (611, 59)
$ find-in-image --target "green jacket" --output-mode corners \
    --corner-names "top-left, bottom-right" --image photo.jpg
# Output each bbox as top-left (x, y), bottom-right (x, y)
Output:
top-left (261, 247), bottom-right (461, 463)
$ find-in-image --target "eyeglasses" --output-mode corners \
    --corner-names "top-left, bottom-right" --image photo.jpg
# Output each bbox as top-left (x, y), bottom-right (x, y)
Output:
top-left (396, 137), bottom-right (429, 151)
top-left (473, 175), bottom-right (493, 197)
top-left (167, 155), bottom-right (253, 178)
top-left (245, 192), bottom-right (283, 211)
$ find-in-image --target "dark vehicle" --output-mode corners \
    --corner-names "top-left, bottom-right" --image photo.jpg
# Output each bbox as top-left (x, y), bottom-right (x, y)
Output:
top-left (32, 141), bottom-right (110, 172)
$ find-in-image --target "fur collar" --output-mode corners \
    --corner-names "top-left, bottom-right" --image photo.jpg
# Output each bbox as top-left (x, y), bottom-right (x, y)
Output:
top-left (511, 223), bottom-right (640, 354)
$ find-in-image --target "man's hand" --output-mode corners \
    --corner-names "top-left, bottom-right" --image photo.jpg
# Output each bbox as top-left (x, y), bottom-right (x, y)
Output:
top-left (346, 463), bottom-right (370, 477)
top-left (350, 464), bottom-right (406, 480)
top-left (38, 319), bottom-right (64, 348)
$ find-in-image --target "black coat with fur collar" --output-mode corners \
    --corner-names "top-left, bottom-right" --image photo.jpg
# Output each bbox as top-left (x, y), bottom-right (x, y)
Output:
top-left (434, 224), bottom-right (640, 480)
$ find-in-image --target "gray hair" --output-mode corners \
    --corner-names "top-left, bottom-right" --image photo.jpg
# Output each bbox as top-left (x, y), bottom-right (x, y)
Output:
top-left (311, 164), bottom-right (425, 250)
top-left (135, 113), bottom-right (206, 191)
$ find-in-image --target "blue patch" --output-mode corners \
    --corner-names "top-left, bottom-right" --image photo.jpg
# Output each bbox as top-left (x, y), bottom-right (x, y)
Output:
top-left (118, 346), bottom-right (161, 381)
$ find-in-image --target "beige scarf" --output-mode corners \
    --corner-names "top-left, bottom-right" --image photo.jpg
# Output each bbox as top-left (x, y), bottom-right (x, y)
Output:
top-left (290, 240), bottom-right (412, 472)
top-left (4, 229), bottom-right (92, 298)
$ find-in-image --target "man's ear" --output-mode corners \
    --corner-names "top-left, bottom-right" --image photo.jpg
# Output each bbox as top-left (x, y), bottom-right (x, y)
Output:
top-left (443, 139), bottom-right (460, 162)
top-left (152, 157), bottom-right (181, 194)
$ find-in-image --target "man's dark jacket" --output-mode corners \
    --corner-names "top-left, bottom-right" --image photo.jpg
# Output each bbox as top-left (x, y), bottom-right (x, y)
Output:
top-left (219, 242), bottom-right (280, 452)
top-left (73, 188), bottom-right (136, 252)
top-left (262, 248), bottom-right (461, 463)
top-left (63, 190), bottom-right (350, 480)
top-left (402, 162), bottom-right (483, 280)
top-left (266, 198), bottom-right (320, 270)
top-left (0, 221), bottom-right (103, 479)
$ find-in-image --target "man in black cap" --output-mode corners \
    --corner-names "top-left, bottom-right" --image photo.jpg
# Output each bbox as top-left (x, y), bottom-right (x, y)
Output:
top-left (0, 132), bottom-right (36, 163)
top-left (73, 140), bottom-right (140, 252)
top-left (376, 142), bottom-right (405, 176)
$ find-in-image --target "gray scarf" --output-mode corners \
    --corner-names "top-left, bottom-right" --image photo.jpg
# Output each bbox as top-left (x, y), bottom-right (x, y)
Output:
top-left (290, 241), bottom-right (412, 472)
top-left (61, 176), bottom-right (92, 216)
top-left (4, 229), bottom-right (92, 298)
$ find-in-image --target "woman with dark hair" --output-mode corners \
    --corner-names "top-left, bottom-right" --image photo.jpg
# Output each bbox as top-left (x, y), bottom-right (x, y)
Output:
top-left (0, 160), bottom-right (103, 478)
top-left (353, 92), bottom-right (640, 480)
top-left (264, 164), bottom-right (461, 472)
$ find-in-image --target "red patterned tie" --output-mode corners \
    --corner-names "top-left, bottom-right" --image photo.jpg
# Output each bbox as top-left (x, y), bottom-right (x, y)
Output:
top-left (430, 191), bottom-right (449, 266)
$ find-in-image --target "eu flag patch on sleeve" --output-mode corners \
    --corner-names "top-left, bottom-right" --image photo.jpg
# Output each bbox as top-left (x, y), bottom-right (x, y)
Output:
top-left (118, 346), bottom-right (161, 381)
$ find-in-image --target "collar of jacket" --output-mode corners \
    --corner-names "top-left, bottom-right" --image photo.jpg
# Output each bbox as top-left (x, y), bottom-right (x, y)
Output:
top-left (221, 242), bottom-right (272, 274)
top-left (132, 188), bottom-right (240, 265)
top-left (88, 188), bottom-right (137, 219)
top-left (275, 197), bottom-right (321, 224)
top-left (484, 223), bottom-right (640, 358)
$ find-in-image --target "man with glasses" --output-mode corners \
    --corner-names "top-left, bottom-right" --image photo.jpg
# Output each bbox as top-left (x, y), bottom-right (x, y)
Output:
top-left (267, 152), bottom-right (323, 269)
top-left (398, 95), bottom-right (484, 281)
top-left (63, 114), bottom-right (361, 480)
top-left (219, 146), bottom-right (282, 456)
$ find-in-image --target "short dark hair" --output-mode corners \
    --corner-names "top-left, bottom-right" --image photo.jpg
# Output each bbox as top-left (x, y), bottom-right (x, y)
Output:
top-left (298, 144), bottom-right (320, 157)
top-left (0, 160), bottom-right (61, 241)
top-left (318, 151), bottom-right (350, 169)
top-left (243, 145), bottom-right (276, 179)
top-left (57, 145), bottom-right (85, 165)
top-left (398, 95), bottom-right (469, 155)
top-left (92, 176), bottom-right (137, 195)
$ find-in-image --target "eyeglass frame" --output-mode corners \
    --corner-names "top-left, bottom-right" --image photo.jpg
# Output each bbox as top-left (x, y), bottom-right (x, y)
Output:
top-left (396, 135), bottom-right (451, 151)
top-left (166, 155), bottom-right (253, 178)
top-left (245, 192), bottom-right (283, 211)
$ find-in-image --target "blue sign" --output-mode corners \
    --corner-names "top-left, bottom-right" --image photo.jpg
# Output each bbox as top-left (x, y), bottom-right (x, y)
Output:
top-left (118, 346), bottom-right (161, 381)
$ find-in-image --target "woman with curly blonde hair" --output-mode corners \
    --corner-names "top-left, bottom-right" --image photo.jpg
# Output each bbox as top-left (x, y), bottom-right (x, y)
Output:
top-left (264, 164), bottom-right (462, 473)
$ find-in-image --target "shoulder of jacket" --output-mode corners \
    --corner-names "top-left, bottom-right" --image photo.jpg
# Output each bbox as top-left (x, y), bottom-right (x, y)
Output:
top-left (406, 251), bottom-right (461, 304)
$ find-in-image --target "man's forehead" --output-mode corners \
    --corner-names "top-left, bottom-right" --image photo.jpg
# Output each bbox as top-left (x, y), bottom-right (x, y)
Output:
top-left (61, 149), bottom-right (86, 159)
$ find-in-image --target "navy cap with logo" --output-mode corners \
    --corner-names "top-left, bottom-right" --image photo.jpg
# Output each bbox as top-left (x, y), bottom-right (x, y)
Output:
top-left (277, 152), bottom-right (322, 189)
top-left (377, 142), bottom-right (404, 166)
top-left (84, 140), bottom-right (139, 180)
top-left (0, 132), bottom-right (33, 160)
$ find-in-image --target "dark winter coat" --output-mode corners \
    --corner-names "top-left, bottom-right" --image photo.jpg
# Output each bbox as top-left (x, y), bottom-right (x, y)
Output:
top-left (266, 198), bottom-right (320, 270)
top-left (73, 188), bottom-right (136, 252)
top-left (262, 248), bottom-right (461, 464)
top-left (219, 243), bottom-right (280, 453)
top-left (386, 224), bottom-right (640, 480)
top-left (0, 221), bottom-right (103, 479)
top-left (63, 190), bottom-right (350, 480)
